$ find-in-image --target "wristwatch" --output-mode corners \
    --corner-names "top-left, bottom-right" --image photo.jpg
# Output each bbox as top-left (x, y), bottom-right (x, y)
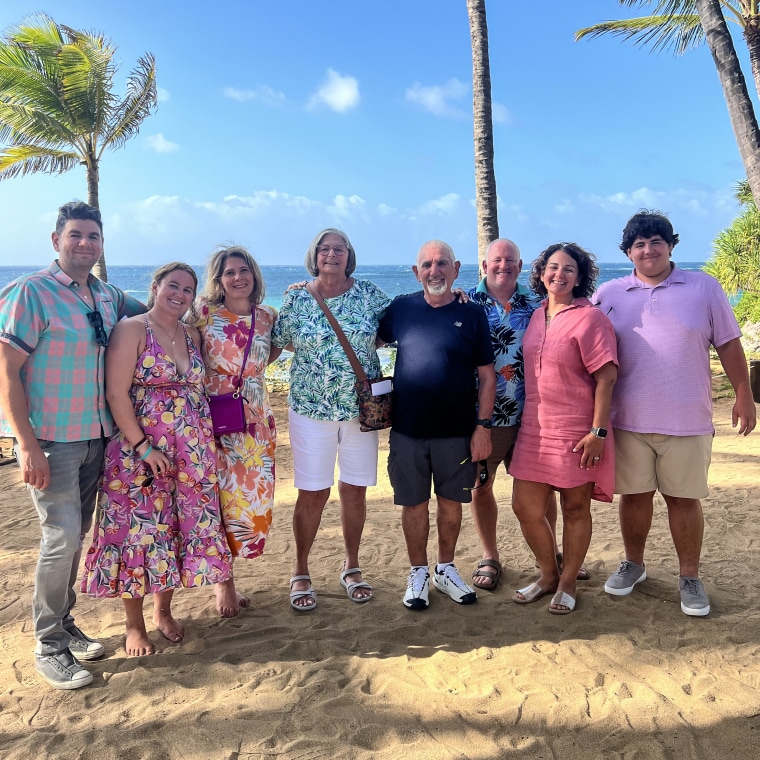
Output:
top-left (590, 427), bottom-right (608, 439)
top-left (476, 418), bottom-right (493, 429)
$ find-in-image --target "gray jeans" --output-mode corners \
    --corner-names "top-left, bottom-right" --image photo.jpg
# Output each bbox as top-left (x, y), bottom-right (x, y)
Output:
top-left (16, 438), bottom-right (105, 655)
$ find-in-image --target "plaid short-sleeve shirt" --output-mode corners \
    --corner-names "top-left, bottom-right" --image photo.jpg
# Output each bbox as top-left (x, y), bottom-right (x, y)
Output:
top-left (0, 261), bottom-right (145, 442)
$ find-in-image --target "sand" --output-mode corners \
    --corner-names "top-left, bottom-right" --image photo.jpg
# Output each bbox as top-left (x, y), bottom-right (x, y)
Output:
top-left (0, 395), bottom-right (758, 760)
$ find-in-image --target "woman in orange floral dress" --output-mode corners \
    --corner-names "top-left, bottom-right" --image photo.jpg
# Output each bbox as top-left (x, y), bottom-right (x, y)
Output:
top-left (196, 246), bottom-right (281, 617)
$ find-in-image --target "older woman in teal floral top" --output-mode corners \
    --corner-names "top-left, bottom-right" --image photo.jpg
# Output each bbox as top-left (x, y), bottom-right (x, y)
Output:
top-left (272, 228), bottom-right (390, 611)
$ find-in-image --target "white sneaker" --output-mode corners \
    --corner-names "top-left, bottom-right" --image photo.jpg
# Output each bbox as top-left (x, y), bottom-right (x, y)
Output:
top-left (403, 566), bottom-right (430, 610)
top-left (433, 563), bottom-right (477, 605)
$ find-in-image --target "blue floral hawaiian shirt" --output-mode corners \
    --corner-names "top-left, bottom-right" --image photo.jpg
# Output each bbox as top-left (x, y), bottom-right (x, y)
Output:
top-left (467, 278), bottom-right (542, 427)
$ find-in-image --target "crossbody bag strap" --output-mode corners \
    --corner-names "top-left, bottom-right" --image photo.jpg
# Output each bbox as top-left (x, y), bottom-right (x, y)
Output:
top-left (306, 282), bottom-right (368, 383)
top-left (232, 307), bottom-right (256, 393)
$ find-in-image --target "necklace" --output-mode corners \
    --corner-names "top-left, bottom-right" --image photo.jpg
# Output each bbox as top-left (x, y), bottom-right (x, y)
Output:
top-left (151, 317), bottom-right (182, 345)
top-left (546, 297), bottom-right (576, 324)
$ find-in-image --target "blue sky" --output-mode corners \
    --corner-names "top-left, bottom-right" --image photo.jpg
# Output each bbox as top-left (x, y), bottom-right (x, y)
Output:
top-left (0, 0), bottom-right (753, 267)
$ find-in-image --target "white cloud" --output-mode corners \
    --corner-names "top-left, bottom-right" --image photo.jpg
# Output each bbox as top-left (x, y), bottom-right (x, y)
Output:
top-left (145, 133), bottom-right (180, 153)
top-left (307, 69), bottom-right (360, 112)
top-left (157, 87), bottom-right (170, 102)
top-left (417, 193), bottom-right (463, 216)
top-left (405, 78), bottom-right (468, 119)
top-left (491, 101), bottom-right (510, 125)
top-left (223, 85), bottom-right (287, 107)
top-left (554, 199), bottom-right (575, 215)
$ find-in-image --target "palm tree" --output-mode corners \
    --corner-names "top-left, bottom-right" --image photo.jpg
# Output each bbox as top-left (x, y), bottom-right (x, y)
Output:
top-left (0, 14), bottom-right (157, 280)
top-left (467, 0), bottom-right (499, 272)
top-left (576, 0), bottom-right (760, 207)
top-left (576, 2), bottom-right (760, 99)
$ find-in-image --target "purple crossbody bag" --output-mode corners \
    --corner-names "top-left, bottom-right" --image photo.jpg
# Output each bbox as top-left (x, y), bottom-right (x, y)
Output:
top-left (208, 308), bottom-right (255, 436)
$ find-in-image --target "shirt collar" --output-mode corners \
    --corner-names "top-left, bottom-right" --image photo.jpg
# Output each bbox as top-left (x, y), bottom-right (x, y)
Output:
top-left (625, 263), bottom-right (685, 290)
top-left (49, 260), bottom-right (97, 290)
top-left (476, 277), bottom-right (531, 302)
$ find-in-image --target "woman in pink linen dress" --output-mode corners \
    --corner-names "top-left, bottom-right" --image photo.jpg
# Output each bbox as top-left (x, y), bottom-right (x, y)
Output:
top-left (81, 263), bottom-right (232, 656)
top-left (509, 243), bottom-right (618, 615)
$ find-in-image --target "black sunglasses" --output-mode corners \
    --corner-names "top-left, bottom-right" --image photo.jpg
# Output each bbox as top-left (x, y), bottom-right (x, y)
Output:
top-left (136, 472), bottom-right (154, 489)
top-left (462, 460), bottom-right (489, 491)
top-left (87, 310), bottom-right (109, 347)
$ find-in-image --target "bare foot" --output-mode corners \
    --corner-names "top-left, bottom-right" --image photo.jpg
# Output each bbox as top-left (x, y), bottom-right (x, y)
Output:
top-left (125, 625), bottom-right (155, 656)
top-left (153, 610), bottom-right (184, 643)
top-left (215, 578), bottom-right (241, 618)
top-left (237, 591), bottom-right (251, 608)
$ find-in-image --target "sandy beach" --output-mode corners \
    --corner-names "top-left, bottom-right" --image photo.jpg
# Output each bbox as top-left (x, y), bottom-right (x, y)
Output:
top-left (0, 393), bottom-right (758, 760)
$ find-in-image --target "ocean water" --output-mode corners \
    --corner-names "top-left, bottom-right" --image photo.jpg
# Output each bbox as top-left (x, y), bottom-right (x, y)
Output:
top-left (0, 261), bottom-right (707, 309)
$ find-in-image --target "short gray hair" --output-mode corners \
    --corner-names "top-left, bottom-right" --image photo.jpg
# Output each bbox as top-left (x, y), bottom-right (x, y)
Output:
top-left (304, 228), bottom-right (357, 277)
top-left (416, 239), bottom-right (456, 267)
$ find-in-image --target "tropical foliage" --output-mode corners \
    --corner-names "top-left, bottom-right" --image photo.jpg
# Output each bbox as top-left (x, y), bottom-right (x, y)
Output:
top-left (576, 1), bottom-right (760, 207)
top-left (0, 14), bottom-right (157, 280)
top-left (705, 180), bottom-right (760, 321)
top-left (467, 0), bottom-right (499, 272)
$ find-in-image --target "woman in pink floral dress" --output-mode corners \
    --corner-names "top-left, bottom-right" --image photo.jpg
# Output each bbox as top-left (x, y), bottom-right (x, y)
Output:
top-left (81, 263), bottom-right (232, 656)
top-left (196, 246), bottom-right (281, 617)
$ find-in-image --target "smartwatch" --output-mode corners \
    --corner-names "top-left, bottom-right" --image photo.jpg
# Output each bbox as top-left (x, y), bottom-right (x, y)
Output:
top-left (476, 418), bottom-right (493, 429)
top-left (590, 427), bottom-right (608, 439)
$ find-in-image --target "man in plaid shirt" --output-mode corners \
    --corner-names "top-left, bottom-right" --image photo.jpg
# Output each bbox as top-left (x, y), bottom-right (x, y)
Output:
top-left (0, 202), bottom-right (144, 689)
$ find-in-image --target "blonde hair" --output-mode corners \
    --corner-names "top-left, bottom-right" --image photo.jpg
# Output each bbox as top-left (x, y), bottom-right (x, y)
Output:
top-left (201, 245), bottom-right (266, 306)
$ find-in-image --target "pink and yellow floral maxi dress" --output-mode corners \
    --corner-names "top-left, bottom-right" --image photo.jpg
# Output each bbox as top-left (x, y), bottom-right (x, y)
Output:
top-left (81, 320), bottom-right (232, 597)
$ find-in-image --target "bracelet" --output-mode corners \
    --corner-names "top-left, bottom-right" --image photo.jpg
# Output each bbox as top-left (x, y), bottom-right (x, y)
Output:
top-left (133, 436), bottom-right (148, 452)
top-left (139, 445), bottom-right (153, 461)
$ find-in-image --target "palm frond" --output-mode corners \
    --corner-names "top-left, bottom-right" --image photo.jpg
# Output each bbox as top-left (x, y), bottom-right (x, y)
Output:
top-left (101, 53), bottom-right (157, 152)
top-left (0, 102), bottom-right (80, 148)
top-left (0, 144), bottom-right (80, 179)
top-left (576, 14), bottom-right (705, 55)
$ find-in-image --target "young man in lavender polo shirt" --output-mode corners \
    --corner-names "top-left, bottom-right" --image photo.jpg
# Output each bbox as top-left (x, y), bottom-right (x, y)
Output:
top-left (592, 210), bottom-right (756, 617)
top-left (0, 202), bottom-right (144, 688)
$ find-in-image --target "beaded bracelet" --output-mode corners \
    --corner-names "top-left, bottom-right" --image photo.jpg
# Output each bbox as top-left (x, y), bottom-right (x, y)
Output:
top-left (139, 445), bottom-right (153, 461)
top-left (133, 436), bottom-right (148, 452)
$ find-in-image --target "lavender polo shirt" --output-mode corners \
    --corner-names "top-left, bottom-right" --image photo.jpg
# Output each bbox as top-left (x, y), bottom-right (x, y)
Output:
top-left (591, 266), bottom-right (741, 436)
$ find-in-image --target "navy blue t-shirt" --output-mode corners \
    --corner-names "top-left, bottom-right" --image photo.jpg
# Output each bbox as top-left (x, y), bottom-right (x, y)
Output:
top-left (378, 291), bottom-right (495, 439)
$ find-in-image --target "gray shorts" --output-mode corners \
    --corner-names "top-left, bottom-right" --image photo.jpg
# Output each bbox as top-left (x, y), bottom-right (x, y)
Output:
top-left (387, 431), bottom-right (476, 506)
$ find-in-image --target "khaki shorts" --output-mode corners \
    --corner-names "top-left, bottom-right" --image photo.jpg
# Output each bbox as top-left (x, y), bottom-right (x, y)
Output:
top-left (484, 425), bottom-right (519, 481)
top-left (614, 429), bottom-right (713, 499)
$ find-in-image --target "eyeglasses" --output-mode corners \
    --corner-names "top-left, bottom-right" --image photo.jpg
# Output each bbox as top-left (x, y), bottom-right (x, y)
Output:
top-left (317, 245), bottom-right (348, 256)
top-left (461, 459), bottom-right (489, 491)
top-left (86, 310), bottom-right (109, 347)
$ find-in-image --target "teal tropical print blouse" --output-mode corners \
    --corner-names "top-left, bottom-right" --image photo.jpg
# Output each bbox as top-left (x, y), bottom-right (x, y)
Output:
top-left (271, 279), bottom-right (391, 421)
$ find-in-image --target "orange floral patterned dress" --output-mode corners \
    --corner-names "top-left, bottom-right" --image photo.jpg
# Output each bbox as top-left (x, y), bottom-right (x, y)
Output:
top-left (196, 299), bottom-right (276, 559)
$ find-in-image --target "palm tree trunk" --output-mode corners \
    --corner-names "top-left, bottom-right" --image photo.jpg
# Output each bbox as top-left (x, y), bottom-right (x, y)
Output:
top-left (743, 12), bottom-right (760, 103)
top-left (695, 0), bottom-right (760, 206)
top-left (467, 0), bottom-right (499, 274)
top-left (85, 158), bottom-right (108, 282)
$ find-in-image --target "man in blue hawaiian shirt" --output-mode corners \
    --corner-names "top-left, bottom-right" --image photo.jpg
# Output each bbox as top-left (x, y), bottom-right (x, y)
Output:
top-left (467, 239), bottom-right (579, 590)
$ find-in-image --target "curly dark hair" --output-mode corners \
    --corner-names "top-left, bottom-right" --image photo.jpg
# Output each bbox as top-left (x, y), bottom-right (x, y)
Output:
top-left (529, 242), bottom-right (599, 298)
top-left (620, 209), bottom-right (679, 253)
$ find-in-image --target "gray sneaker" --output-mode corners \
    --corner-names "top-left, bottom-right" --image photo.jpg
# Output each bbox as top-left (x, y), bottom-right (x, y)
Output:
top-left (35, 649), bottom-right (93, 690)
top-left (604, 560), bottom-right (647, 596)
top-left (66, 624), bottom-right (105, 661)
top-left (679, 576), bottom-right (710, 617)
